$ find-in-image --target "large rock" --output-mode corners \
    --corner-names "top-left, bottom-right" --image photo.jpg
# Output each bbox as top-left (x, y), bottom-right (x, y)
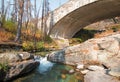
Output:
top-left (109, 66), bottom-right (120, 77)
top-left (0, 52), bottom-right (39, 81)
top-left (48, 33), bottom-right (120, 76)
top-left (84, 70), bottom-right (119, 82)
top-left (0, 52), bottom-right (34, 63)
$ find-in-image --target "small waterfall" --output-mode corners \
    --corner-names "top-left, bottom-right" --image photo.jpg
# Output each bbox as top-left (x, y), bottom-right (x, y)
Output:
top-left (35, 56), bottom-right (55, 74)
top-left (14, 56), bottom-right (83, 82)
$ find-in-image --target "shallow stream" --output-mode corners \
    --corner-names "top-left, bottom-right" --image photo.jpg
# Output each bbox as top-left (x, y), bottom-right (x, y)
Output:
top-left (13, 57), bottom-right (83, 82)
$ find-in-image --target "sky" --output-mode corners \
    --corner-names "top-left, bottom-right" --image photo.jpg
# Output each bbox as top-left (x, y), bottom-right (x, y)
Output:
top-left (0, 0), bottom-right (69, 18)
top-left (31, 0), bottom-right (69, 17)
top-left (0, 0), bottom-right (68, 10)
top-left (49, 0), bottom-right (69, 10)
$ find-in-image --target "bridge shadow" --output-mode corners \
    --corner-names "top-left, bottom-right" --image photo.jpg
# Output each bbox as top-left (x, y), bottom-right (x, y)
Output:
top-left (73, 28), bottom-right (99, 42)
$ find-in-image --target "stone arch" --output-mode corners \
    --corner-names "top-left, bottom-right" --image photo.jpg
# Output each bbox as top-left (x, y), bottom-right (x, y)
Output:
top-left (50, 0), bottom-right (120, 39)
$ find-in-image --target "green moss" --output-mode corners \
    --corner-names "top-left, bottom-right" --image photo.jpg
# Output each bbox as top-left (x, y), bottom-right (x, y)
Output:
top-left (111, 24), bottom-right (120, 32)
top-left (0, 62), bottom-right (8, 72)
top-left (35, 51), bottom-right (50, 57)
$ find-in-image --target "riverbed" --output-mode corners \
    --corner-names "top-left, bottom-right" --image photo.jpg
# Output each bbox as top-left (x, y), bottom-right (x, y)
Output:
top-left (13, 57), bottom-right (83, 82)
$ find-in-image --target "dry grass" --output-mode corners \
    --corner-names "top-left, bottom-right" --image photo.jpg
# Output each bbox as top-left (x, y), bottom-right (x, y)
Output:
top-left (0, 30), bottom-right (15, 42)
top-left (83, 60), bottom-right (101, 66)
top-left (94, 30), bottom-right (114, 38)
top-left (22, 29), bottom-right (42, 41)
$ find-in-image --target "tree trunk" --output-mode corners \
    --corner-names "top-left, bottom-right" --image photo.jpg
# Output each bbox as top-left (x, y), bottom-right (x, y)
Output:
top-left (0, 0), bottom-right (5, 27)
top-left (41, 0), bottom-right (50, 41)
top-left (1, 0), bottom-right (4, 16)
top-left (15, 0), bottom-right (24, 43)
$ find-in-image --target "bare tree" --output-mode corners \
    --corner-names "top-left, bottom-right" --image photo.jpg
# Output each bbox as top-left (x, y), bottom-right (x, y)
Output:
top-left (41, 0), bottom-right (50, 40)
top-left (1, 0), bottom-right (5, 16)
top-left (33, 0), bottom-right (42, 51)
top-left (33, 0), bottom-right (37, 51)
top-left (24, 0), bottom-right (32, 29)
top-left (15, 0), bottom-right (24, 43)
top-left (0, 0), bottom-right (5, 27)
top-left (11, 0), bottom-right (18, 22)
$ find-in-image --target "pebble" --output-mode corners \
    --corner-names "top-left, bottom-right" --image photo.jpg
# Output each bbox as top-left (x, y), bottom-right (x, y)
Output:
top-left (69, 69), bottom-right (75, 74)
top-left (75, 69), bottom-right (80, 72)
top-left (77, 64), bottom-right (84, 69)
top-left (61, 74), bottom-right (66, 79)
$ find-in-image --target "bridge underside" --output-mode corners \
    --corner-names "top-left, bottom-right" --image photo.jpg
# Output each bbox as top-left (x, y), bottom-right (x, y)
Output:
top-left (50, 0), bottom-right (120, 39)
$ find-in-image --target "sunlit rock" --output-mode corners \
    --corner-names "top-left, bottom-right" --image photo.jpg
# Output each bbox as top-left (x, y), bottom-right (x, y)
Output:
top-left (84, 70), bottom-right (119, 82)
top-left (88, 65), bottom-right (104, 71)
top-left (81, 70), bottom-right (89, 75)
top-left (0, 52), bottom-right (39, 81)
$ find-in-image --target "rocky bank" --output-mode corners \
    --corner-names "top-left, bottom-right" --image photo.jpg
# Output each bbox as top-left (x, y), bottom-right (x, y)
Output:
top-left (0, 52), bottom-right (39, 81)
top-left (48, 32), bottom-right (120, 82)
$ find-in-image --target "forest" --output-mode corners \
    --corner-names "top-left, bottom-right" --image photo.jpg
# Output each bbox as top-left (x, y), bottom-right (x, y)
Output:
top-left (0, 0), bottom-right (56, 53)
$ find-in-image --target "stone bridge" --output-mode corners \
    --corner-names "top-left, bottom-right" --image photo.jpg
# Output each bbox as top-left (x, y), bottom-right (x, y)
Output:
top-left (38, 0), bottom-right (120, 47)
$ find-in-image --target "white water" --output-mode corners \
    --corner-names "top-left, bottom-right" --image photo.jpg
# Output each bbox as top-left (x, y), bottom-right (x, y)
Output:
top-left (14, 56), bottom-right (83, 82)
top-left (35, 56), bottom-right (55, 74)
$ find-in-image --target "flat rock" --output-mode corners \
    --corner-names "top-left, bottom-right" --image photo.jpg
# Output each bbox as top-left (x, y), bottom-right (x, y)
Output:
top-left (84, 71), bottom-right (120, 82)
top-left (88, 65), bottom-right (104, 71)
top-left (18, 52), bottom-right (34, 60)
top-left (109, 65), bottom-right (120, 77)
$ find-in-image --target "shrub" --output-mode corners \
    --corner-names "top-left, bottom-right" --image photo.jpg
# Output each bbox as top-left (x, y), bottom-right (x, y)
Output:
top-left (3, 20), bottom-right (17, 33)
top-left (22, 41), bottom-right (34, 51)
top-left (44, 35), bottom-right (53, 43)
top-left (36, 41), bottom-right (45, 51)
top-left (69, 38), bottom-right (82, 45)
top-left (22, 41), bottom-right (45, 51)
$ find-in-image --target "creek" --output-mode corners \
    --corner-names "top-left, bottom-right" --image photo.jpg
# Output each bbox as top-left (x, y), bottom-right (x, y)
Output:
top-left (13, 57), bottom-right (83, 82)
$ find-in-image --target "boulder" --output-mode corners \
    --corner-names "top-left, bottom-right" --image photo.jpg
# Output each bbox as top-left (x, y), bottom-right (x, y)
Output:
top-left (18, 52), bottom-right (34, 60)
top-left (0, 52), bottom-right (34, 63)
top-left (109, 64), bottom-right (120, 77)
top-left (84, 71), bottom-right (119, 82)
top-left (47, 50), bottom-right (65, 64)
top-left (48, 33), bottom-right (120, 67)
top-left (48, 33), bottom-right (120, 82)
top-left (103, 55), bottom-right (120, 77)
top-left (0, 52), bottom-right (39, 81)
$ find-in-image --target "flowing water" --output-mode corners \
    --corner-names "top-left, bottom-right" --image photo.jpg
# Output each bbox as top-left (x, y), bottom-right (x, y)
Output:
top-left (13, 57), bottom-right (83, 82)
